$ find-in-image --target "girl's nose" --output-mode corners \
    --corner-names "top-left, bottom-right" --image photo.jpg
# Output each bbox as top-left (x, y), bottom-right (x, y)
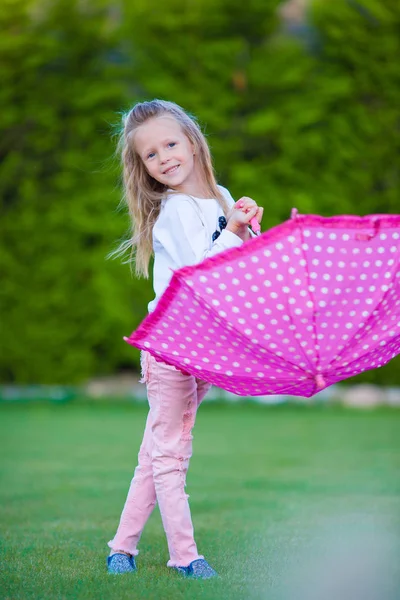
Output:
top-left (159, 154), bottom-right (170, 164)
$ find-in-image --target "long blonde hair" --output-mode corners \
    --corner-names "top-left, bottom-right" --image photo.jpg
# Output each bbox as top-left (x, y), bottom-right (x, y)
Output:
top-left (112, 99), bottom-right (229, 278)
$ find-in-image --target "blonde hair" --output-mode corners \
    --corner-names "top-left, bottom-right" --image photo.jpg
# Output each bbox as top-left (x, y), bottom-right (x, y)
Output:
top-left (112, 99), bottom-right (229, 278)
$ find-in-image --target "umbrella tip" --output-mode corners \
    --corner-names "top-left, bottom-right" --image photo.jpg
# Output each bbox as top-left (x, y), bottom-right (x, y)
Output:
top-left (315, 374), bottom-right (326, 390)
top-left (123, 336), bottom-right (130, 342)
top-left (291, 207), bottom-right (299, 219)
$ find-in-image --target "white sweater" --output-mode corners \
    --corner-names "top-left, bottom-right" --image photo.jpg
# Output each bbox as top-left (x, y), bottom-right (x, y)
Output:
top-left (148, 186), bottom-right (243, 312)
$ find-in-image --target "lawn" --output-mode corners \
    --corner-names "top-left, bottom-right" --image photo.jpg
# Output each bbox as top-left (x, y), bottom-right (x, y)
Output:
top-left (0, 402), bottom-right (399, 600)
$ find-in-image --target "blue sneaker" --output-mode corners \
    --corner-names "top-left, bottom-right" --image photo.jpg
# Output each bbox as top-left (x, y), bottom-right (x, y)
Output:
top-left (107, 553), bottom-right (136, 574)
top-left (175, 558), bottom-right (218, 579)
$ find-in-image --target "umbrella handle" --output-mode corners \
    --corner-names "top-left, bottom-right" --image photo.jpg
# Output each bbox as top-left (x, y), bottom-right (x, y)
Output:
top-left (250, 217), bottom-right (261, 235)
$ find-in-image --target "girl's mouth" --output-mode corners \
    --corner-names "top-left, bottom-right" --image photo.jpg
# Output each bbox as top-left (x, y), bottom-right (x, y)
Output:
top-left (163, 165), bottom-right (180, 175)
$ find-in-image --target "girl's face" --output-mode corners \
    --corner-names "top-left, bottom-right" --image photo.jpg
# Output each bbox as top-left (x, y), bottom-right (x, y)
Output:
top-left (134, 116), bottom-right (203, 195)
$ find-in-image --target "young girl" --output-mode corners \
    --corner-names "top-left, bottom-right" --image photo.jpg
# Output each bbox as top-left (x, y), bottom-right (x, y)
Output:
top-left (107, 100), bottom-right (263, 578)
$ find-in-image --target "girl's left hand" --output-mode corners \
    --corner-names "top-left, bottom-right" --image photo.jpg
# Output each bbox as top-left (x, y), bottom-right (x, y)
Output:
top-left (234, 197), bottom-right (263, 226)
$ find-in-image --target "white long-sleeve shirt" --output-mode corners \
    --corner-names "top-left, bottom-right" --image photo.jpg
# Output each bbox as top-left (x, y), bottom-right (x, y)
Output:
top-left (148, 185), bottom-right (243, 313)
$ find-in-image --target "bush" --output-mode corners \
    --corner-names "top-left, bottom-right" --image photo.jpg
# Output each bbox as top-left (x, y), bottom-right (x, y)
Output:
top-left (1, 0), bottom-right (399, 383)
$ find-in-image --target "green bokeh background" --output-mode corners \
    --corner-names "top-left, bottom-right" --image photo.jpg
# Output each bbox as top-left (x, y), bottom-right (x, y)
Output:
top-left (1, 0), bottom-right (399, 384)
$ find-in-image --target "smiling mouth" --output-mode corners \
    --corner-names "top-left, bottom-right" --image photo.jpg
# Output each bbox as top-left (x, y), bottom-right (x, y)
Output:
top-left (163, 165), bottom-right (180, 175)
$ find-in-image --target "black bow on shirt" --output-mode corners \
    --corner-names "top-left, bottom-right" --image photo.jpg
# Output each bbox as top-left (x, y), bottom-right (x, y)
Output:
top-left (212, 216), bottom-right (227, 242)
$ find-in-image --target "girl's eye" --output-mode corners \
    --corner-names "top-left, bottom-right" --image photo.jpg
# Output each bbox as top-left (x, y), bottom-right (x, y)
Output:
top-left (168, 142), bottom-right (176, 148)
top-left (147, 152), bottom-right (155, 159)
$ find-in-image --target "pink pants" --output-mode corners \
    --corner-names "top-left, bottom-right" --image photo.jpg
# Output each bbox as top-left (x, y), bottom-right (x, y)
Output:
top-left (108, 351), bottom-right (211, 567)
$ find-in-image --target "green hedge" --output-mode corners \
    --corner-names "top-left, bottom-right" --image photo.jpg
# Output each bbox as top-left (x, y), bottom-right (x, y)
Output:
top-left (1, 0), bottom-right (399, 383)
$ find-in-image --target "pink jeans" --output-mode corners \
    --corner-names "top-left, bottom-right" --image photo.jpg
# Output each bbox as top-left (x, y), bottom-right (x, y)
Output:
top-left (108, 351), bottom-right (211, 567)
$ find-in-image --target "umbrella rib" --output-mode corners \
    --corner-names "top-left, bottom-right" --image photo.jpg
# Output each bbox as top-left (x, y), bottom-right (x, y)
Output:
top-left (181, 366), bottom-right (312, 397)
top-left (293, 219), bottom-right (322, 373)
top-left (185, 282), bottom-right (308, 376)
top-left (326, 264), bottom-right (399, 371)
top-left (179, 221), bottom-right (316, 374)
top-left (327, 334), bottom-right (400, 381)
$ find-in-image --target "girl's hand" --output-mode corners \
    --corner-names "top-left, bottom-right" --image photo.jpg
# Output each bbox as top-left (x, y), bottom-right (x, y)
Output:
top-left (226, 205), bottom-right (259, 241)
top-left (226, 197), bottom-right (263, 240)
top-left (235, 197), bottom-right (264, 228)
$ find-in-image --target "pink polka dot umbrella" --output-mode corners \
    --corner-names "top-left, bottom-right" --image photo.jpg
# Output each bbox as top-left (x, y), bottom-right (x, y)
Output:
top-left (124, 210), bottom-right (400, 397)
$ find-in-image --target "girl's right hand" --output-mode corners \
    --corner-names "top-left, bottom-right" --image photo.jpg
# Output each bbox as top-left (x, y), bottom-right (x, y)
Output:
top-left (226, 205), bottom-right (259, 241)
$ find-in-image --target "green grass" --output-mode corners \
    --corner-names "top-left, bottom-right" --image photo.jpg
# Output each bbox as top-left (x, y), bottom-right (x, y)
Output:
top-left (1, 402), bottom-right (399, 600)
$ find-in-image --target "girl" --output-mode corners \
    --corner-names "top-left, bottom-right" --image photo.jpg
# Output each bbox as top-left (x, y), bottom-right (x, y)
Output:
top-left (107, 100), bottom-right (263, 578)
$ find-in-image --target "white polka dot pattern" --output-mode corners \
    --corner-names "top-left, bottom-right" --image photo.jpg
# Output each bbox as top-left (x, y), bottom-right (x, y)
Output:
top-left (126, 213), bottom-right (400, 397)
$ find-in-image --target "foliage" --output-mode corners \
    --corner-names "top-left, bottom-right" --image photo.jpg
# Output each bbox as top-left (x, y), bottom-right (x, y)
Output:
top-left (0, 0), bottom-right (150, 382)
top-left (1, 0), bottom-right (399, 383)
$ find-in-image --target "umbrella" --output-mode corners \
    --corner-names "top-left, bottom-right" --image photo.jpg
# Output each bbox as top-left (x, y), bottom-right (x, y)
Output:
top-left (124, 210), bottom-right (400, 397)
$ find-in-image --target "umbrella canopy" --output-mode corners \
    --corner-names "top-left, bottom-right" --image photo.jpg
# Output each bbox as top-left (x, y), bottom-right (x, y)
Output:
top-left (124, 210), bottom-right (400, 397)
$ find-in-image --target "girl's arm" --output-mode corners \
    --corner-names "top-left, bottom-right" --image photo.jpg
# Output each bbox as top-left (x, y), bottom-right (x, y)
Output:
top-left (155, 196), bottom-right (244, 267)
